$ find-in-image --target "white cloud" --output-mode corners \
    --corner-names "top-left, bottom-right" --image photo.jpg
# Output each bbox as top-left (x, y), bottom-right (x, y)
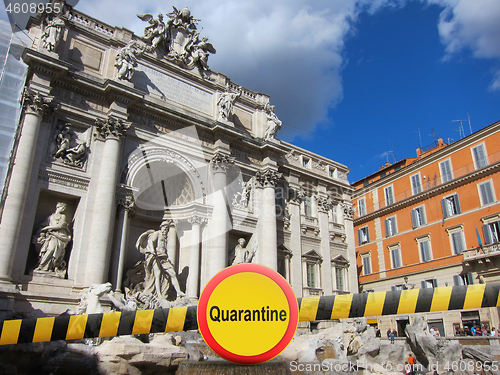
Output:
top-left (76, 0), bottom-right (405, 140)
top-left (425, 0), bottom-right (500, 89)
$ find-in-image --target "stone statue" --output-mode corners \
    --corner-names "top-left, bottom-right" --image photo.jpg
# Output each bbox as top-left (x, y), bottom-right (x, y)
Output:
top-left (263, 103), bottom-right (282, 140)
top-left (115, 41), bottom-right (145, 80)
top-left (230, 238), bottom-right (256, 265)
top-left (186, 33), bottom-right (216, 79)
top-left (137, 7), bottom-right (215, 79)
top-left (137, 13), bottom-right (166, 52)
top-left (77, 282), bottom-right (112, 314)
top-left (136, 220), bottom-right (185, 301)
top-left (217, 87), bottom-right (241, 122)
top-left (40, 15), bottom-right (65, 52)
top-left (33, 202), bottom-right (72, 276)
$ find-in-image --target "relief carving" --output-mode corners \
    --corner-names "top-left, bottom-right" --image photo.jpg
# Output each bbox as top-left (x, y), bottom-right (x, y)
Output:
top-left (52, 123), bottom-right (89, 168)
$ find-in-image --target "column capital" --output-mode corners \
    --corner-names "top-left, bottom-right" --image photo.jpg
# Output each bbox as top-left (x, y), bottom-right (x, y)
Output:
top-left (188, 215), bottom-right (208, 227)
top-left (211, 151), bottom-right (235, 173)
top-left (95, 116), bottom-right (131, 141)
top-left (341, 202), bottom-right (354, 220)
top-left (23, 89), bottom-right (54, 119)
top-left (118, 196), bottom-right (135, 212)
top-left (317, 196), bottom-right (333, 213)
top-left (255, 168), bottom-right (282, 188)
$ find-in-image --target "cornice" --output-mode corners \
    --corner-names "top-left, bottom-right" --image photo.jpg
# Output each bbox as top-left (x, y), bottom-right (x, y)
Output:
top-left (354, 120), bottom-right (500, 196)
top-left (354, 160), bottom-right (500, 225)
top-left (22, 48), bottom-right (72, 77)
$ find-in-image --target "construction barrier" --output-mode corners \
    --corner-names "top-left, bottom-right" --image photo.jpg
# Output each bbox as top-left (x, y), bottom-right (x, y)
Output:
top-left (1, 283), bottom-right (499, 346)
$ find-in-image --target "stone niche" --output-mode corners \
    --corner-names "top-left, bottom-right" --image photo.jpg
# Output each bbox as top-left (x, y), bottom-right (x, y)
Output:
top-left (25, 190), bottom-right (79, 279)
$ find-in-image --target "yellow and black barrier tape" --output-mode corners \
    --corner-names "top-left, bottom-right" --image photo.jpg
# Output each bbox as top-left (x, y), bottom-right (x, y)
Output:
top-left (298, 283), bottom-right (500, 322)
top-left (1, 283), bottom-right (499, 345)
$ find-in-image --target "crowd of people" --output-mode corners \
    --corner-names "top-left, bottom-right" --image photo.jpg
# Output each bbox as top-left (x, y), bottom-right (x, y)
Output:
top-left (454, 324), bottom-right (498, 336)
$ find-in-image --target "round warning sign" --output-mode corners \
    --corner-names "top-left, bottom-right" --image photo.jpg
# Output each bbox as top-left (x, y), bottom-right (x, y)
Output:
top-left (197, 263), bottom-right (299, 364)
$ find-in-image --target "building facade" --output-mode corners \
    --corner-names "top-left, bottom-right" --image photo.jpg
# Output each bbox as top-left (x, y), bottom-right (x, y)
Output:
top-left (353, 121), bottom-right (500, 337)
top-left (0, 3), bottom-right (357, 318)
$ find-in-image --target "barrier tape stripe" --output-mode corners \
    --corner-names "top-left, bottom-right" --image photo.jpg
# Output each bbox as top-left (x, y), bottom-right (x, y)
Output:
top-left (1, 284), bottom-right (500, 345)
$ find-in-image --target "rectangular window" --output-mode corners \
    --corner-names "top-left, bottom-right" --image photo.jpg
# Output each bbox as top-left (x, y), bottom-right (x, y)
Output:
top-left (335, 267), bottom-right (344, 291)
top-left (358, 227), bottom-right (370, 245)
top-left (358, 198), bottom-right (366, 216)
top-left (385, 216), bottom-right (397, 237)
top-left (329, 167), bottom-right (336, 178)
top-left (419, 239), bottom-right (432, 262)
top-left (306, 262), bottom-right (315, 288)
top-left (361, 254), bottom-right (372, 275)
top-left (454, 273), bottom-right (474, 286)
top-left (392, 284), bottom-right (407, 291)
top-left (450, 230), bottom-right (465, 255)
top-left (472, 144), bottom-right (487, 169)
top-left (421, 279), bottom-right (437, 288)
top-left (390, 246), bottom-right (402, 269)
top-left (440, 159), bottom-right (453, 183)
top-left (304, 195), bottom-right (312, 217)
top-left (482, 221), bottom-right (500, 245)
top-left (441, 194), bottom-right (461, 218)
top-left (411, 174), bottom-right (422, 195)
top-left (411, 206), bottom-right (426, 228)
top-left (479, 181), bottom-right (495, 205)
top-left (385, 186), bottom-right (395, 205)
top-left (303, 157), bottom-right (311, 168)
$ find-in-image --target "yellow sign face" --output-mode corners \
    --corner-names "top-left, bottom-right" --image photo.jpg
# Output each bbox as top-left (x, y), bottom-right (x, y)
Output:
top-left (197, 264), bottom-right (299, 364)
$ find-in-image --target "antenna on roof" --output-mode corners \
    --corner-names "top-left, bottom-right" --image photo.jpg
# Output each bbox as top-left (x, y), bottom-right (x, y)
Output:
top-left (429, 129), bottom-right (436, 142)
top-left (452, 113), bottom-right (472, 137)
top-left (414, 125), bottom-right (422, 149)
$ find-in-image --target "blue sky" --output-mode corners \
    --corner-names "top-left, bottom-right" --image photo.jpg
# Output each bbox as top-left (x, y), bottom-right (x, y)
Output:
top-left (4, 0), bottom-right (500, 182)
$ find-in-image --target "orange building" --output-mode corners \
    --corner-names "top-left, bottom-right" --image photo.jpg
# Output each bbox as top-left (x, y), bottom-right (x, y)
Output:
top-left (352, 120), bottom-right (500, 337)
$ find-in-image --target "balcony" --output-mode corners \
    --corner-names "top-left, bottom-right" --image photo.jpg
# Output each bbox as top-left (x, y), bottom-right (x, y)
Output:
top-left (463, 243), bottom-right (500, 262)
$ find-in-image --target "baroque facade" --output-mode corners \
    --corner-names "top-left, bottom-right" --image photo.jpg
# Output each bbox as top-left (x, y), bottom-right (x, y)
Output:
top-left (352, 121), bottom-right (500, 337)
top-left (0, 3), bottom-right (357, 317)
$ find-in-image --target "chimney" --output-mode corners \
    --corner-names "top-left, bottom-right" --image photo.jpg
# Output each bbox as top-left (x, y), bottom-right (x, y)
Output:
top-left (438, 138), bottom-right (444, 147)
top-left (416, 147), bottom-right (422, 158)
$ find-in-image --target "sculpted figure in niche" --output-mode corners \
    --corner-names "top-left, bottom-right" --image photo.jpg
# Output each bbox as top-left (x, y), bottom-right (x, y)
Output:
top-left (264, 103), bottom-right (282, 140)
top-left (33, 202), bottom-right (72, 275)
top-left (218, 87), bottom-right (241, 122)
top-left (115, 41), bottom-right (145, 81)
top-left (136, 220), bottom-right (185, 301)
top-left (40, 15), bottom-right (65, 52)
top-left (231, 238), bottom-right (256, 265)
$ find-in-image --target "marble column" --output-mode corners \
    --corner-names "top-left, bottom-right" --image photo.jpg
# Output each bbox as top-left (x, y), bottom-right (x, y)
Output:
top-left (318, 196), bottom-right (333, 295)
top-left (208, 152), bottom-right (234, 279)
top-left (86, 117), bottom-right (130, 285)
top-left (255, 169), bottom-right (282, 271)
top-left (114, 198), bottom-right (134, 292)
top-left (287, 188), bottom-right (303, 296)
top-left (0, 91), bottom-right (53, 282)
top-left (342, 202), bottom-right (359, 292)
top-left (187, 216), bottom-right (206, 298)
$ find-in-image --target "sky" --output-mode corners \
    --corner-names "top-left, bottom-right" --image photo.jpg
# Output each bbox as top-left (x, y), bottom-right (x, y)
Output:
top-left (4, 0), bottom-right (500, 182)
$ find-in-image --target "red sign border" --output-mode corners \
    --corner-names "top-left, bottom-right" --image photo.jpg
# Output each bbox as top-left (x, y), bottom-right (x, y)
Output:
top-left (197, 263), bottom-right (299, 364)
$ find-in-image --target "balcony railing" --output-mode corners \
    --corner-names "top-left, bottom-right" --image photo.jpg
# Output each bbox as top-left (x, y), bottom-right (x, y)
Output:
top-left (355, 150), bottom-right (500, 219)
top-left (463, 243), bottom-right (500, 260)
